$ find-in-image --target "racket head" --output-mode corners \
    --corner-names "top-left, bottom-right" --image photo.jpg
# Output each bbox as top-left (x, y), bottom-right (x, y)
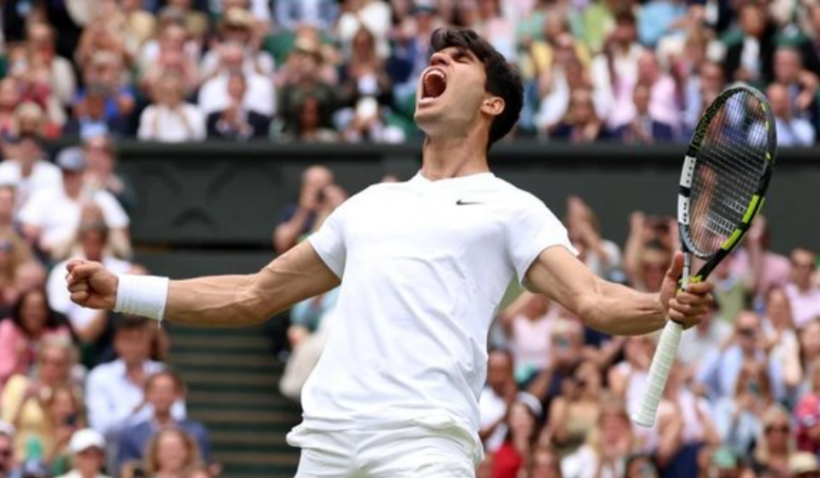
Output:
top-left (677, 84), bottom-right (777, 278)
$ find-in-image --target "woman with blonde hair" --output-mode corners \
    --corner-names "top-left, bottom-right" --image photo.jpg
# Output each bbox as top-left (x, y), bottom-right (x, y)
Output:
top-left (1, 337), bottom-right (79, 461)
top-left (144, 428), bottom-right (202, 478)
top-left (753, 405), bottom-right (795, 478)
top-left (560, 394), bottom-right (641, 478)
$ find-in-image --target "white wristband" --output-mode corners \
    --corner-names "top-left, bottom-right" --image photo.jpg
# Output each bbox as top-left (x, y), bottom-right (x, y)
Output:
top-left (114, 274), bottom-right (170, 323)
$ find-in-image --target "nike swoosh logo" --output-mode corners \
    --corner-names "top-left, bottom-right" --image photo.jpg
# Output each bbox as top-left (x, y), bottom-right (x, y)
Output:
top-left (456, 200), bottom-right (483, 206)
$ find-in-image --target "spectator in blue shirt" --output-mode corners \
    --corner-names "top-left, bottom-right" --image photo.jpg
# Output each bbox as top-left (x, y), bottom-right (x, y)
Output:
top-left (116, 371), bottom-right (210, 476)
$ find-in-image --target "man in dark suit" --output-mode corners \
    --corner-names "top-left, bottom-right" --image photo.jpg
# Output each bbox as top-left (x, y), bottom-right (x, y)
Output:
top-left (206, 72), bottom-right (270, 140)
top-left (614, 83), bottom-right (675, 144)
top-left (722, 3), bottom-right (777, 85)
top-left (116, 371), bottom-right (211, 475)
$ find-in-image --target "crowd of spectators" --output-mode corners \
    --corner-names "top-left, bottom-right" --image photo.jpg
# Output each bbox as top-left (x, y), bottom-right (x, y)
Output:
top-left (273, 167), bottom-right (820, 478)
top-left (0, 0), bottom-right (818, 146)
top-left (0, 123), bottom-right (216, 475)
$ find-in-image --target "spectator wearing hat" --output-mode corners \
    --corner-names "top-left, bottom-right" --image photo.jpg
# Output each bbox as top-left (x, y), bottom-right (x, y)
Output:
top-left (199, 7), bottom-right (274, 80)
top-left (18, 147), bottom-right (130, 262)
top-left (205, 73), bottom-right (270, 140)
top-left (116, 371), bottom-right (210, 475)
top-left (198, 42), bottom-right (275, 118)
top-left (0, 422), bottom-right (19, 478)
top-left (55, 429), bottom-right (111, 478)
top-left (137, 73), bottom-right (205, 143)
top-left (0, 134), bottom-right (61, 211)
top-left (790, 452), bottom-right (820, 478)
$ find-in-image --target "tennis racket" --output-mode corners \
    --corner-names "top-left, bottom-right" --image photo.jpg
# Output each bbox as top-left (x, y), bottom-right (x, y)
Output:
top-left (632, 84), bottom-right (777, 428)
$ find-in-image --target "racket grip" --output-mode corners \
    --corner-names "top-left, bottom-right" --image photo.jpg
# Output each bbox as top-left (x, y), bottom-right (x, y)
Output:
top-left (632, 320), bottom-right (684, 428)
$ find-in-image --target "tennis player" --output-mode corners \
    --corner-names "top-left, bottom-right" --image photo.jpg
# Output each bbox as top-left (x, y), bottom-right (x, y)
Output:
top-left (66, 28), bottom-right (713, 477)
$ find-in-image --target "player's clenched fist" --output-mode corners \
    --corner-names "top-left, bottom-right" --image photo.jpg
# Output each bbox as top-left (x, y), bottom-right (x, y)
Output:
top-left (65, 260), bottom-right (118, 310)
top-left (660, 251), bottom-right (715, 329)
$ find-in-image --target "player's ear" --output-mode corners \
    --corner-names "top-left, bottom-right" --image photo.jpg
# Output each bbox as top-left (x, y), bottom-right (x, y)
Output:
top-left (481, 96), bottom-right (505, 117)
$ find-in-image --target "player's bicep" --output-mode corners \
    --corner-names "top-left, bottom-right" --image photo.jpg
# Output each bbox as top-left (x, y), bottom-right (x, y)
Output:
top-left (251, 240), bottom-right (340, 318)
top-left (524, 245), bottom-right (600, 318)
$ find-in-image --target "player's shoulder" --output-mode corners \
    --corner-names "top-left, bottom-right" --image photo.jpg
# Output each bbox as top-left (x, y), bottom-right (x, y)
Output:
top-left (482, 176), bottom-right (550, 210)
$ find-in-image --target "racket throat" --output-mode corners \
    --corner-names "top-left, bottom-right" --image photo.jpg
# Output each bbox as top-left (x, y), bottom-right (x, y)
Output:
top-left (681, 253), bottom-right (691, 287)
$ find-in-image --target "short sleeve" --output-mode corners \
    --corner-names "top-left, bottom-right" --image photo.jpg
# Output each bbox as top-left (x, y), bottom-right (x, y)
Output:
top-left (308, 204), bottom-right (347, 279)
top-left (507, 195), bottom-right (576, 285)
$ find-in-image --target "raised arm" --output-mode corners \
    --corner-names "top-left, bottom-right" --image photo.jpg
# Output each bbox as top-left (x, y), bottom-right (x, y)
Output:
top-left (524, 246), bottom-right (712, 336)
top-left (65, 240), bottom-right (340, 328)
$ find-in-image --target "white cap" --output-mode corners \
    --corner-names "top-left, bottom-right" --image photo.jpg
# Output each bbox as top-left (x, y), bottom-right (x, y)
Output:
top-left (0, 420), bottom-right (14, 438)
top-left (69, 428), bottom-right (105, 454)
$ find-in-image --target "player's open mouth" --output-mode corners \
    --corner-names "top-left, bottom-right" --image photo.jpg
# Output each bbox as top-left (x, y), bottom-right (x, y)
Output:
top-left (420, 68), bottom-right (447, 105)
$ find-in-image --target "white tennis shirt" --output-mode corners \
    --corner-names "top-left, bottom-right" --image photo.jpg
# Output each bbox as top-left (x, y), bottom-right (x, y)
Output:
top-left (303, 172), bottom-right (574, 435)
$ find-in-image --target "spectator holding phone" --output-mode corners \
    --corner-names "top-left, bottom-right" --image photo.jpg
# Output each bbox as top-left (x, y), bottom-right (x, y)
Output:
top-left (272, 166), bottom-right (334, 254)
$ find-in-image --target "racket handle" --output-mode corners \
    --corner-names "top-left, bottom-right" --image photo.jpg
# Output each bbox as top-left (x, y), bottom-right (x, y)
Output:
top-left (632, 320), bottom-right (684, 428)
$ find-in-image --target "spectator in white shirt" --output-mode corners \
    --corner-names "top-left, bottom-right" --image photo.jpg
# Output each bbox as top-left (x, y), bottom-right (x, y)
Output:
top-left (785, 248), bottom-right (820, 329)
top-left (767, 83), bottom-right (816, 147)
top-left (0, 134), bottom-right (61, 211)
top-left (198, 42), bottom-right (275, 117)
top-left (138, 73), bottom-right (206, 143)
top-left (18, 148), bottom-right (130, 262)
top-left (85, 318), bottom-right (185, 441)
top-left (47, 216), bottom-right (133, 355)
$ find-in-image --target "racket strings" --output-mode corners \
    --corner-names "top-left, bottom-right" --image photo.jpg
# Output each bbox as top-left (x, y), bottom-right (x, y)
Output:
top-left (689, 91), bottom-right (769, 256)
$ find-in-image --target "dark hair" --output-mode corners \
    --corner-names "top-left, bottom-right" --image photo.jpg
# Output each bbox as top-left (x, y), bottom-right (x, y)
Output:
top-left (11, 288), bottom-right (68, 337)
top-left (615, 10), bottom-right (637, 25)
top-left (429, 28), bottom-right (523, 150)
top-left (145, 370), bottom-right (186, 395)
top-left (114, 315), bottom-right (149, 335)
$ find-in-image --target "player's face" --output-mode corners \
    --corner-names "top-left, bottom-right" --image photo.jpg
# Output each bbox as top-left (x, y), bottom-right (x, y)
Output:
top-left (415, 47), bottom-right (493, 139)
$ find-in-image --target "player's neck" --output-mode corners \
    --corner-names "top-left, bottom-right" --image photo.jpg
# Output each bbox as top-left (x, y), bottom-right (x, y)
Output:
top-left (420, 135), bottom-right (489, 180)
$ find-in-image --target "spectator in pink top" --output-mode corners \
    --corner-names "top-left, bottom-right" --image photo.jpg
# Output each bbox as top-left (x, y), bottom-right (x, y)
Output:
top-left (0, 288), bottom-right (71, 391)
top-left (785, 248), bottom-right (820, 329)
top-left (730, 216), bottom-right (792, 305)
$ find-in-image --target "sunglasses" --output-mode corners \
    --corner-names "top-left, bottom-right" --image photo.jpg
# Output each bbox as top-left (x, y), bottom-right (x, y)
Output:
top-left (766, 425), bottom-right (789, 433)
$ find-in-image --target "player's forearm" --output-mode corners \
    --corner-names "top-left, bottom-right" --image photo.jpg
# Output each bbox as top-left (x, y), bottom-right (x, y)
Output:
top-left (580, 279), bottom-right (666, 336)
top-left (165, 274), bottom-right (276, 327)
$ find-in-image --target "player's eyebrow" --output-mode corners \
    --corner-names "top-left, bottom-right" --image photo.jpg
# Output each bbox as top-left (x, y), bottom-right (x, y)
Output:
top-left (451, 47), bottom-right (478, 63)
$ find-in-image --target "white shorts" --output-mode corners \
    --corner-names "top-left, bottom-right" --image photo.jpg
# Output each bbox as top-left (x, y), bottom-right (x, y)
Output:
top-left (287, 422), bottom-right (480, 477)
